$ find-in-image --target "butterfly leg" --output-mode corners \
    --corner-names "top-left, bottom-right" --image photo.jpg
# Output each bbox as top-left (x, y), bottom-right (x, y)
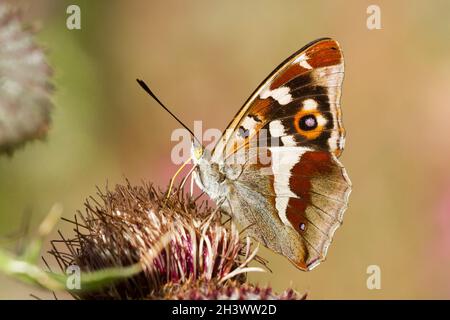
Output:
top-left (178, 164), bottom-right (196, 196)
top-left (190, 171), bottom-right (194, 197)
top-left (165, 156), bottom-right (192, 203)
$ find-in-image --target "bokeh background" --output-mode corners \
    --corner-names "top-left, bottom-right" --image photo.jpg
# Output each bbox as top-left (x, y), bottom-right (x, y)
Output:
top-left (1, 0), bottom-right (450, 299)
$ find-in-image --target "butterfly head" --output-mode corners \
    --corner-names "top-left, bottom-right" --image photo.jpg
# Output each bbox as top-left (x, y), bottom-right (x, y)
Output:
top-left (191, 139), bottom-right (205, 164)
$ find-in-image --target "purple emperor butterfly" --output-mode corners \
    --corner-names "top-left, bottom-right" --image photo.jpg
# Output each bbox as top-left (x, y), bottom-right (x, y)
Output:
top-left (139, 38), bottom-right (351, 271)
top-left (191, 38), bottom-right (351, 271)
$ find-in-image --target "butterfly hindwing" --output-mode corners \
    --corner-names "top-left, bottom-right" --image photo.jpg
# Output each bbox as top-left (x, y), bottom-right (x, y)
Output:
top-left (279, 149), bottom-right (351, 269)
top-left (227, 147), bottom-right (351, 270)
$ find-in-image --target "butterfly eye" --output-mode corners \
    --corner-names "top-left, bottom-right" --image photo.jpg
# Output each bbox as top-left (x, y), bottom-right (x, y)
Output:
top-left (299, 115), bottom-right (318, 131)
top-left (194, 146), bottom-right (203, 160)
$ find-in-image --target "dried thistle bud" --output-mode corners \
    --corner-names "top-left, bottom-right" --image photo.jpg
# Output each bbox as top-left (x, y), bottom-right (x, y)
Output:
top-left (0, 3), bottom-right (53, 154)
top-left (50, 182), bottom-right (269, 300)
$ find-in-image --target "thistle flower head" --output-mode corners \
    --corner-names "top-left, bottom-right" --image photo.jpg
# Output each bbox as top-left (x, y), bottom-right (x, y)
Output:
top-left (50, 182), bottom-right (273, 299)
top-left (0, 2), bottom-right (53, 154)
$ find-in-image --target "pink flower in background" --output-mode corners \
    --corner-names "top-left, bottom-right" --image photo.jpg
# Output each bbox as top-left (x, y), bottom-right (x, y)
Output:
top-left (434, 183), bottom-right (450, 260)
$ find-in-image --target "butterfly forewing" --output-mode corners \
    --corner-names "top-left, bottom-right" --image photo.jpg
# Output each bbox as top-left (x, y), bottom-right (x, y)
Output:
top-left (200, 38), bottom-right (351, 271)
top-left (212, 38), bottom-right (346, 164)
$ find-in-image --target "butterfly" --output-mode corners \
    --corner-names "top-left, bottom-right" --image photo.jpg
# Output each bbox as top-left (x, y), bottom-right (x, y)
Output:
top-left (138, 37), bottom-right (351, 271)
top-left (189, 38), bottom-right (351, 271)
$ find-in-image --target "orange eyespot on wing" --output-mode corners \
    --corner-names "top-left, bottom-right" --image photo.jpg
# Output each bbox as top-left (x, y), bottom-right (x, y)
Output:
top-left (292, 98), bottom-right (328, 140)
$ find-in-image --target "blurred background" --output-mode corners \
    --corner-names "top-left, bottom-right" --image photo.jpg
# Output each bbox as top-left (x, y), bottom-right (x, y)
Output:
top-left (1, 0), bottom-right (450, 299)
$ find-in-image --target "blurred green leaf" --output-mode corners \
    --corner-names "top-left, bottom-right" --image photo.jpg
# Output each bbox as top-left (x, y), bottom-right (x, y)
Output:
top-left (0, 204), bottom-right (142, 294)
top-left (0, 248), bottom-right (141, 292)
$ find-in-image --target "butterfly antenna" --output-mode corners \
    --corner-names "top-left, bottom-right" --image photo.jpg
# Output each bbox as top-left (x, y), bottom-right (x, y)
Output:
top-left (136, 79), bottom-right (201, 146)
